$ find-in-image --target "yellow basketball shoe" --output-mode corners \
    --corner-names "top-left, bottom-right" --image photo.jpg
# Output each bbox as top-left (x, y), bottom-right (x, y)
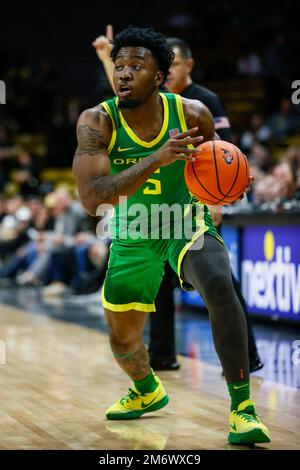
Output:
top-left (228, 399), bottom-right (271, 445)
top-left (106, 376), bottom-right (169, 420)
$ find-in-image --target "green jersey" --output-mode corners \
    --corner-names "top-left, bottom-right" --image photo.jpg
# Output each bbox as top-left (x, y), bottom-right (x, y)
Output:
top-left (101, 92), bottom-right (212, 241)
top-left (100, 92), bottom-right (223, 307)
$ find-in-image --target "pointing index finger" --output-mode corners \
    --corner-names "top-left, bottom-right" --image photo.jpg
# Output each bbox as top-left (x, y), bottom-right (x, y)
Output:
top-left (106, 24), bottom-right (114, 40)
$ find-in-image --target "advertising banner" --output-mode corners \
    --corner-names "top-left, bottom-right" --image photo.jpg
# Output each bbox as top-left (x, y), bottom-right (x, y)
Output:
top-left (241, 226), bottom-right (300, 322)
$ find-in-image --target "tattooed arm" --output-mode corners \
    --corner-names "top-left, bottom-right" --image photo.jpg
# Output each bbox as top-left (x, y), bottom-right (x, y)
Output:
top-left (73, 105), bottom-right (162, 216)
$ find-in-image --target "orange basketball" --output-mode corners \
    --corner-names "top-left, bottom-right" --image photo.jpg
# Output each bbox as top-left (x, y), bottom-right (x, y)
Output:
top-left (184, 140), bottom-right (249, 205)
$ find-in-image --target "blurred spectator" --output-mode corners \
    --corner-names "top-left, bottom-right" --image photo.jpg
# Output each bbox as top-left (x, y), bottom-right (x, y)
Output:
top-left (0, 197), bottom-right (5, 222)
top-left (26, 196), bottom-right (43, 220)
top-left (237, 49), bottom-right (262, 77)
top-left (13, 151), bottom-right (40, 196)
top-left (51, 187), bottom-right (89, 234)
top-left (0, 200), bottom-right (54, 285)
top-left (273, 162), bottom-right (298, 199)
top-left (0, 196), bottom-right (32, 261)
top-left (0, 126), bottom-right (13, 192)
top-left (6, 188), bottom-right (94, 288)
top-left (247, 141), bottom-right (272, 173)
top-left (41, 233), bottom-right (108, 296)
top-left (246, 141), bottom-right (273, 203)
top-left (240, 114), bottom-right (271, 152)
top-left (253, 160), bottom-right (298, 203)
top-left (267, 98), bottom-right (300, 140)
top-left (282, 146), bottom-right (300, 187)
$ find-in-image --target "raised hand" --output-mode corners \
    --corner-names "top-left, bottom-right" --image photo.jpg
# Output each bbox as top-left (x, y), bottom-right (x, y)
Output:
top-left (92, 24), bottom-right (114, 62)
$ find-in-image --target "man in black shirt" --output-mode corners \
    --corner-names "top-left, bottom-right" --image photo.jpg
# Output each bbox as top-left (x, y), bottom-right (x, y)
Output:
top-left (166, 38), bottom-right (231, 141)
top-left (93, 29), bottom-right (263, 373)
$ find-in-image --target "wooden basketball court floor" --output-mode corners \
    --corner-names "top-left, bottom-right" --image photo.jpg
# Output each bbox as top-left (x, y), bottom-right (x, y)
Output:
top-left (0, 302), bottom-right (299, 450)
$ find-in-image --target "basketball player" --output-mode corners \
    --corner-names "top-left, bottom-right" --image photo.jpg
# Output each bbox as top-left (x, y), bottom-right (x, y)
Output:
top-left (73, 26), bottom-right (270, 444)
top-left (93, 28), bottom-right (263, 374)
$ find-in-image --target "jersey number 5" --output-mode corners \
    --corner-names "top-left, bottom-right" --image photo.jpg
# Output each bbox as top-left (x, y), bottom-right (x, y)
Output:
top-left (143, 169), bottom-right (161, 195)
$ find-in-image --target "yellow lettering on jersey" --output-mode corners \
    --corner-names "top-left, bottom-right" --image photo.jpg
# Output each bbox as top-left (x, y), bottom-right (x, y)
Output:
top-left (113, 157), bottom-right (144, 165)
top-left (143, 169), bottom-right (161, 195)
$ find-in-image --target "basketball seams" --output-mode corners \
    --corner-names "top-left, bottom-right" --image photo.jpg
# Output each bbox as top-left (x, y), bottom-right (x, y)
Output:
top-left (189, 190), bottom-right (233, 205)
top-left (190, 158), bottom-right (221, 204)
top-left (212, 144), bottom-right (248, 200)
top-left (188, 162), bottom-right (232, 204)
top-left (226, 146), bottom-right (240, 196)
top-left (225, 151), bottom-right (249, 197)
top-left (212, 141), bottom-right (227, 197)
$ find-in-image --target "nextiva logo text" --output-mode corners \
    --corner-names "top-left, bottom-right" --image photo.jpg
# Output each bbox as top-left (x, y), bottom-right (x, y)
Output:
top-left (242, 228), bottom-right (300, 318)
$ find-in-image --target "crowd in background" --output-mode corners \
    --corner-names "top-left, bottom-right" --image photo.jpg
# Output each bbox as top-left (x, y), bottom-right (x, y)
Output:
top-left (0, 188), bottom-right (108, 294)
top-left (1, 13), bottom-right (300, 294)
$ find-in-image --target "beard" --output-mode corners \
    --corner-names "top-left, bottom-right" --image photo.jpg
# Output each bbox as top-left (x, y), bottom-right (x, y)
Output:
top-left (118, 98), bottom-right (142, 109)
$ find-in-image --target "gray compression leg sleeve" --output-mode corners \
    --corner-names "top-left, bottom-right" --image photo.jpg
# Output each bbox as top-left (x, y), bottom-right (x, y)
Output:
top-left (181, 234), bottom-right (249, 383)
